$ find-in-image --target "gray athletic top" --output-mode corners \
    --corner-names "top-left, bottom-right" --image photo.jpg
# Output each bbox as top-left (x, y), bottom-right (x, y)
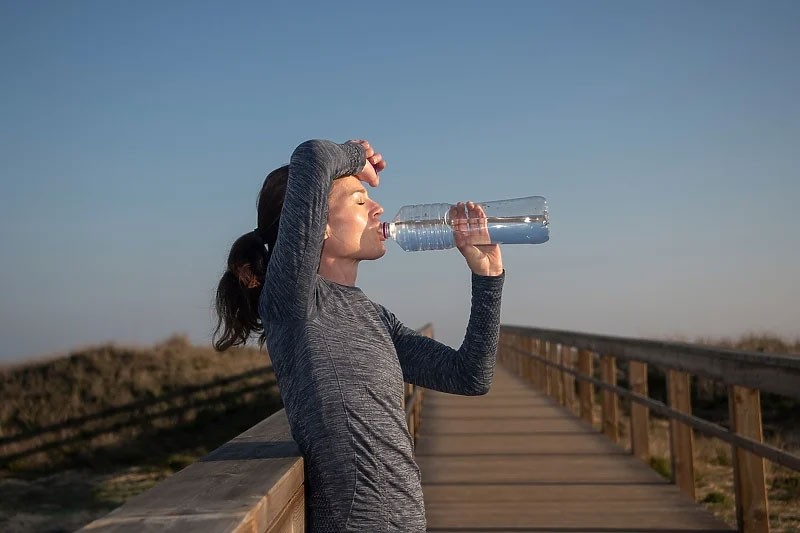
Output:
top-left (259, 140), bottom-right (504, 532)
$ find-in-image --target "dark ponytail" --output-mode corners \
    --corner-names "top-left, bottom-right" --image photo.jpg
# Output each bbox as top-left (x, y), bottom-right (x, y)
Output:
top-left (213, 165), bottom-right (289, 351)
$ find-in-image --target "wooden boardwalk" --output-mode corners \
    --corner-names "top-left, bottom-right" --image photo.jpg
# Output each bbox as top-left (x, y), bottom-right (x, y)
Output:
top-left (415, 366), bottom-right (734, 532)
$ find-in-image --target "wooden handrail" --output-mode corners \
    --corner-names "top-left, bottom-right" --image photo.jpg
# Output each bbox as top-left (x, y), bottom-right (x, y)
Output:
top-left (79, 410), bottom-right (305, 532)
top-left (80, 324), bottom-right (433, 532)
top-left (499, 325), bottom-right (800, 533)
top-left (502, 325), bottom-right (800, 399)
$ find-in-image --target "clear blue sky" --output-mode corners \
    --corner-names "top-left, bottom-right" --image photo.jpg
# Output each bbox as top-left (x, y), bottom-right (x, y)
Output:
top-left (1, 1), bottom-right (798, 362)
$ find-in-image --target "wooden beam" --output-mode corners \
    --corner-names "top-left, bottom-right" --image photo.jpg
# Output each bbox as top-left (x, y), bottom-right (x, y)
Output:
top-left (544, 341), bottom-right (553, 397)
top-left (78, 411), bottom-right (304, 532)
top-left (600, 355), bottom-right (619, 443)
top-left (729, 385), bottom-right (770, 533)
top-left (667, 370), bottom-right (695, 499)
top-left (562, 346), bottom-right (576, 413)
top-left (578, 350), bottom-right (594, 426)
top-left (549, 342), bottom-right (563, 404)
top-left (628, 361), bottom-right (650, 464)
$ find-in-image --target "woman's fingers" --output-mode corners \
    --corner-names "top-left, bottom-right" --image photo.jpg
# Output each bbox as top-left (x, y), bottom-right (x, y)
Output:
top-left (348, 139), bottom-right (383, 186)
top-left (358, 160), bottom-right (379, 187)
top-left (349, 139), bottom-right (386, 180)
top-left (451, 201), bottom-right (490, 246)
top-left (368, 152), bottom-right (386, 172)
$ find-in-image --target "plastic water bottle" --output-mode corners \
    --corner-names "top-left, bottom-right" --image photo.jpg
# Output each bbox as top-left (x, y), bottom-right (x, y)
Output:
top-left (381, 196), bottom-right (549, 252)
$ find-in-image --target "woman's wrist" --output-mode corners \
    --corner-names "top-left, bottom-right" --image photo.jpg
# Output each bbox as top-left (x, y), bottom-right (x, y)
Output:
top-left (471, 265), bottom-right (504, 277)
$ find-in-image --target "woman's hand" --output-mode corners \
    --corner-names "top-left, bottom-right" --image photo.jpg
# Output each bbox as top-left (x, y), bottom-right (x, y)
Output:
top-left (349, 139), bottom-right (385, 187)
top-left (450, 202), bottom-right (504, 277)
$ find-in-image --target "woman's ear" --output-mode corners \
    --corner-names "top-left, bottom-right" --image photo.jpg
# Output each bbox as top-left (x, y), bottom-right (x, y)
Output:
top-left (324, 223), bottom-right (331, 240)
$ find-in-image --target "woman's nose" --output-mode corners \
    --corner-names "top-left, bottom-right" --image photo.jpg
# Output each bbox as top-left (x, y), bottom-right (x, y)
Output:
top-left (373, 202), bottom-right (384, 217)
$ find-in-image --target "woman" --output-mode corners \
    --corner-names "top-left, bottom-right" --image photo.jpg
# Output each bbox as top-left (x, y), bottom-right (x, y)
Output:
top-left (214, 139), bottom-right (504, 532)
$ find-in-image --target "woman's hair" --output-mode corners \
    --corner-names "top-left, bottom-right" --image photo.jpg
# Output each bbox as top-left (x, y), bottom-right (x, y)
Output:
top-left (213, 165), bottom-right (289, 351)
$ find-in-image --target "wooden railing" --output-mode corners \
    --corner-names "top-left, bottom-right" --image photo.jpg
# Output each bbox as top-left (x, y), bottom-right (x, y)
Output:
top-left (499, 325), bottom-right (800, 533)
top-left (80, 324), bottom-right (433, 532)
top-left (405, 323), bottom-right (432, 444)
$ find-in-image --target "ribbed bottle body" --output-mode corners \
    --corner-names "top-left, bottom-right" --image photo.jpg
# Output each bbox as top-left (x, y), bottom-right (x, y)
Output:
top-left (382, 196), bottom-right (549, 252)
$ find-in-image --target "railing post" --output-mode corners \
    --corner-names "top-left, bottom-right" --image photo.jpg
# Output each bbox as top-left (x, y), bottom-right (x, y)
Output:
top-left (549, 342), bottom-right (562, 403)
top-left (729, 385), bottom-right (770, 533)
top-left (555, 343), bottom-right (566, 405)
top-left (517, 335), bottom-right (531, 381)
top-left (578, 349), bottom-right (594, 426)
top-left (562, 346), bottom-right (576, 413)
top-left (522, 335), bottom-right (532, 384)
top-left (535, 339), bottom-right (545, 391)
top-left (543, 341), bottom-right (553, 396)
top-left (510, 334), bottom-right (515, 371)
top-left (667, 370), bottom-right (695, 499)
top-left (600, 355), bottom-right (619, 442)
top-left (628, 361), bottom-right (650, 464)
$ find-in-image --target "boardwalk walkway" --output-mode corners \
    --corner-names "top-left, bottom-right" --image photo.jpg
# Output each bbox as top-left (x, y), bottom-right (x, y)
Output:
top-left (416, 365), bottom-right (734, 532)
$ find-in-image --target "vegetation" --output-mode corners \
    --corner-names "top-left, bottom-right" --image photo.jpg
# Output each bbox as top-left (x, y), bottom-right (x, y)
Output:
top-left (608, 334), bottom-right (800, 532)
top-left (0, 334), bottom-right (280, 532)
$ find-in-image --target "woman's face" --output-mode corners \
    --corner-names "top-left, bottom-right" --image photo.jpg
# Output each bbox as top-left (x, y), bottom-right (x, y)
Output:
top-left (323, 176), bottom-right (386, 261)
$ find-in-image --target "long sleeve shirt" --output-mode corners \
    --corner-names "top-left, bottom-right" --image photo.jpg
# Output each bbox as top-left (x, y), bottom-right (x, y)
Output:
top-left (259, 140), bottom-right (504, 532)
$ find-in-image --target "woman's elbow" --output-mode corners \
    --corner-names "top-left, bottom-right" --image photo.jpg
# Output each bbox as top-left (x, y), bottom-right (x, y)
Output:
top-left (463, 374), bottom-right (493, 396)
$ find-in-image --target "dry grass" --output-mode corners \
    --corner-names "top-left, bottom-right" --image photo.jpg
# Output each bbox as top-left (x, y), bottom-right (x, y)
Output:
top-left (0, 334), bottom-right (281, 532)
top-left (616, 418), bottom-right (800, 532)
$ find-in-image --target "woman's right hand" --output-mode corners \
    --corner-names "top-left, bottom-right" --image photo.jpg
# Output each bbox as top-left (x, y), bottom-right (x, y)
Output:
top-left (349, 139), bottom-right (385, 187)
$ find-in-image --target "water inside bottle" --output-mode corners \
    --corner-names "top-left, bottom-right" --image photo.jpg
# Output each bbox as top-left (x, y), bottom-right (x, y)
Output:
top-left (452, 215), bottom-right (549, 245)
top-left (388, 214), bottom-right (548, 251)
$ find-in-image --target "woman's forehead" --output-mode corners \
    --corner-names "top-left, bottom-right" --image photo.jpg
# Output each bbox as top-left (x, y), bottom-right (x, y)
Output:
top-left (332, 176), bottom-right (367, 196)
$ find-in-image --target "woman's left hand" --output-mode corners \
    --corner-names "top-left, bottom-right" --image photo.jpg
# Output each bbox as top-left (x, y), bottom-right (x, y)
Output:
top-left (349, 139), bottom-right (386, 187)
top-left (450, 202), bottom-right (504, 277)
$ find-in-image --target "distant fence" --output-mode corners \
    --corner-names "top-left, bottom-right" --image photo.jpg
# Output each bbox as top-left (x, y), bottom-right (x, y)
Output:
top-left (499, 325), bottom-right (800, 533)
top-left (79, 324), bottom-right (434, 532)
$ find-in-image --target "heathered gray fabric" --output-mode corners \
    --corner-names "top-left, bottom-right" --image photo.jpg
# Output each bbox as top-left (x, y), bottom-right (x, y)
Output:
top-left (259, 140), bottom-right (505, 532)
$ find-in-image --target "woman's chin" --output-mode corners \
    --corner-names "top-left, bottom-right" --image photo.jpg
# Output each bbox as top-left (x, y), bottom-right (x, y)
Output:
top-left (368, 243), bottom-right (387, 260)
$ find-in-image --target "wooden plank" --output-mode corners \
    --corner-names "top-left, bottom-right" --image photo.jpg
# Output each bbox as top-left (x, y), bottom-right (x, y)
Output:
top-left (578, 349), bottom-right (594, 426)
top-left (423, 483), bottom-right (716, 503)
top-left (424, 501), bottom-right (732, 531)
top-left (728, 385), bottom-right (770, 533)
top-left (418, 454), bottom-right (674, 485)
top-left (79, 411), bottom-right (304, 532)
top-left (668, 369), bottom-right (696, 499)
top-left (419, 366), bottom-right (733, 532)
top-left (600, 355), bottom-right (620, 443)
top-left (417, 418), bottom-right (592, 435)
top-left (629, 360), bottom-right (650, 463)
top-left (264, 485), bottom-right (304, 533)
top-left (421, 406), bottom-right (564, 419)
top-left (416, 433), bottom-right (625, 456)
top-left (501, 325), bottom-right (800, 399)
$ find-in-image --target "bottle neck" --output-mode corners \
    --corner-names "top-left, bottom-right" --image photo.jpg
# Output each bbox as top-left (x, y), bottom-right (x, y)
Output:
top-left (381, 221), bottom-right (393, 240)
